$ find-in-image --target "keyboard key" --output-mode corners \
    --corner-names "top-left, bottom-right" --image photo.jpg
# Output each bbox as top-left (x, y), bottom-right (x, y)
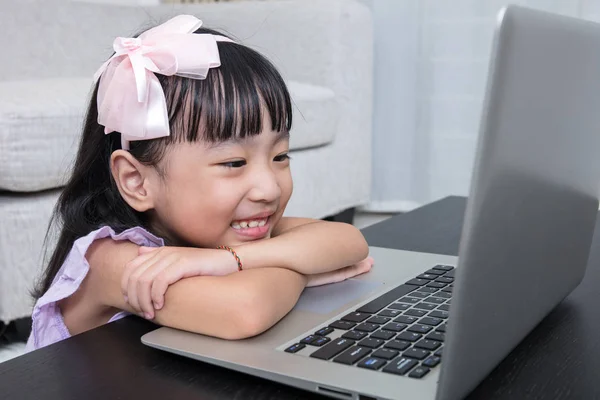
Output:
top-left (429, 310), bottom-right (449, 319)
top-left (409, 366), bottom-right (430, 378)
top-left (378, 309), bottom-right (402, 318)
top-left (358, 338), bottom-right (385, 349)
top-left (393, 315), bottom-right (418, 324)
top-left (406, 278), bottom-right (429, 286)
top-left (431, 291), bottom-right (451, 299)
top-left (382, 322), bottom-right (408, 332)
top-left (301, 335), bottom-right (318, 344)
top-left (436, 324), bottom-right (447, 333)
top-left (384, 340), bottom-right (411, 351)
top-left (409, 291), bottom-right (430, 298)
top-left (404, 309), bottom-right (427, 317)
top-left (357, 357), bottom-right (387, 370)
top-left (425, 332), bottom-right (445, 342)
top-left (333, 346), bottom-right (371, 365)
top-left (371, 348), bottom-right (399, 360)
top-left (438, 305), bottom-right (451, 312)
top-left (342, 312), bottom-right (371, 323)
top-left (396, 331), bottom-right (422, 342)
top-left (398, 297), bottom-right (420, 304)
top-left (382, 357), bottom-right (417, 376)
top-left (414, 339), bottom-right (441, 351)
top-left (424, 268), bottom-right (446, 276)
top-left (414, 303), bottom-right (437, 311)
top-left (423, 297), bottom-right (445, 305)
top-left (329, 320), bottom-right (356, 330)
top-left (408, 324), bottom-right (433, 334)
top-left (403, 348), bottom-right (430, 360)
top-left (342, 331), bottom-right (368, 340)
top-left (389, 303), bottom-right (411, 311)
top-left (445, 269), bottom-right (455, 278)
top-left (419, 317), bottom-right (443, 326)
top-left (313, 336), bottom-right (331, 346)
top-left (417, 273), bottom-right (438, 280)
top-left (435, 277), bottom-right (454, 284)
top-left (422, 355), bottom-right (441, 368)
top-left (370, 330), bottom-right (396, 340)
top-left (310, 338), bottom-right (355, 360)
top-left (315, 327), bottom-right (334, 336)
top-left (356, 284), bottom-right (416, 314)
top-left (426, 282), bottom-right (447, 289)
top-left (354, 323), bottom-right (379, 332)
top-left (441, 287), bottom-right (453, 293)
top-left (367, 316), bottom-right (391, 325)
top-left (415, 287), bottom-right (438, 293)
top-left (284, 343), bottom-right (305, 353)
top-left (433, 265), bottom-right (454, 271)
top-left (434, 348), bottom-right (444, 357)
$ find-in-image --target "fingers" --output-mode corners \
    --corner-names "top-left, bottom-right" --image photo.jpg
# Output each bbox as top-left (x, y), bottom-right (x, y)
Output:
top-left (121, 248), bottom-right (160, 297)
top-left (150, 263), bottom-right (187, 311)
top-left (133, 253), bottom-right (178, 319)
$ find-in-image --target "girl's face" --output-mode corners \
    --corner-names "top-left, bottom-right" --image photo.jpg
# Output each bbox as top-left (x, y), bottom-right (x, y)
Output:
top-left (149, 127), bottom-right (293, 248)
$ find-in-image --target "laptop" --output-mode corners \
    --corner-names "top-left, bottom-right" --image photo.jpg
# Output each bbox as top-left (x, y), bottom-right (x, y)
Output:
top-left (141, 5), bottom-right (600, 400)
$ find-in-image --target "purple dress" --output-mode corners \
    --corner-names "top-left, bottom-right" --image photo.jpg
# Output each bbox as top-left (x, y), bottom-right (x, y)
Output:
top-left (26, 226), bottom-right (164, 351)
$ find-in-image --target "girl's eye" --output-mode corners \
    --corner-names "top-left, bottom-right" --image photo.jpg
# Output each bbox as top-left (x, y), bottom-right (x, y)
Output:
top-left (274, 153), bottom-right (290, 162)
top-left (220, 160), bottom-right (246, 168)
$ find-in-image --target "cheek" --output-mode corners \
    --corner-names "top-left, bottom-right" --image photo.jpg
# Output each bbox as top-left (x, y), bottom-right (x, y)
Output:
top-left (279, 170), bottom-right (293, 205)
top-left (165, 181), bottom-right (245, 244)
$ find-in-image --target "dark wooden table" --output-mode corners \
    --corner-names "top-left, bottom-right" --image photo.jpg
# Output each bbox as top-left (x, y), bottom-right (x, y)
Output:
top-left (2, 196), bottom-right (599, 400)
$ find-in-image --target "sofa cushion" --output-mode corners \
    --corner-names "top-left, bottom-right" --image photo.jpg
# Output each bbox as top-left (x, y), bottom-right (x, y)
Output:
top-left (0, 78), bottom-right (337, 192)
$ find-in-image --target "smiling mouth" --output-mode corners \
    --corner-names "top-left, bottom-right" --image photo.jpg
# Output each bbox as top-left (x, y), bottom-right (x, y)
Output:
top-left (230, 217), bottom-right (268, 230)
top-left (229, 215), bottom-right (272, 239)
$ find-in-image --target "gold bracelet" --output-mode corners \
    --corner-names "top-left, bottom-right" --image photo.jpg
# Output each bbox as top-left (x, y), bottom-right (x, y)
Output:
top-left (216, 245), bottom-right (243, 271)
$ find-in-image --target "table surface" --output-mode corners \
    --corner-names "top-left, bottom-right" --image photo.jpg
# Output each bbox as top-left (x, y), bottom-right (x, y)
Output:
top-left (2, 196), bottom-right (599, 400)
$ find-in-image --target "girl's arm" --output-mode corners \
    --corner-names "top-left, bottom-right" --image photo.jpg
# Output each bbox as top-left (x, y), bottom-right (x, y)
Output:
top-left (85, 238), bottom-right (307, 339)
top-left (235, 217), bottom-right (369, 275)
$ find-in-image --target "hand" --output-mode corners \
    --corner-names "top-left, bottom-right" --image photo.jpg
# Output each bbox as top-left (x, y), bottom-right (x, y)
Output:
top-left (121, 246), bottom-right (239, 319)
top-left (306, 256), bottom-right (374, 287)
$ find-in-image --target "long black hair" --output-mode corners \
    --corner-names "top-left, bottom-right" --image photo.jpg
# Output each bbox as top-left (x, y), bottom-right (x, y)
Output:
top-left (33, 26), bottom-right (292, 300)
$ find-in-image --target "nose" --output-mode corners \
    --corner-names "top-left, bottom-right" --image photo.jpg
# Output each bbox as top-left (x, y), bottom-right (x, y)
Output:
top-left (247, 163), bottom-right (281, 203)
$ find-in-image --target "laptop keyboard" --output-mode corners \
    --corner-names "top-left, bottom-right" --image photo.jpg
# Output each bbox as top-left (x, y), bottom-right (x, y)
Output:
top-left (283, 264), bottom-right (454, 379)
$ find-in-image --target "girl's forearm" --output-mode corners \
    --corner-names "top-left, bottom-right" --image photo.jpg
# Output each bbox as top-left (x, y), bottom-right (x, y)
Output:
top-left (153, 267), bottom-right (307, 339)
top-left (234, 221), bottom-right (369, 275)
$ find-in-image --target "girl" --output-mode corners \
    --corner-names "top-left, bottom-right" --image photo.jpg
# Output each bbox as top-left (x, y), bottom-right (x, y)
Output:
top-left (27, 15), bottom-right (373, 351)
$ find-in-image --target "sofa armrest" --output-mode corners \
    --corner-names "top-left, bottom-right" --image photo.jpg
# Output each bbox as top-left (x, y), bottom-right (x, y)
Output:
top-left (0, 78), bottom-right (91, 192)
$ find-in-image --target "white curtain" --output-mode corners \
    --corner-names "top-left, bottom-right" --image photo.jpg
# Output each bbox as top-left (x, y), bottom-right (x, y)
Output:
top-left (361, 0), bottom-right (600, 213)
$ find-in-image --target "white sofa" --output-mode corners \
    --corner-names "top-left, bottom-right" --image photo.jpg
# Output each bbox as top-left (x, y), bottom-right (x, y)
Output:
top-left (0, 0), bottom-right (373, 323)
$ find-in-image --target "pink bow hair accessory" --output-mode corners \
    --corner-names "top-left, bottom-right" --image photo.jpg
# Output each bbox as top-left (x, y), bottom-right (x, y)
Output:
top-left (94, 15), bottom-right (233, 149)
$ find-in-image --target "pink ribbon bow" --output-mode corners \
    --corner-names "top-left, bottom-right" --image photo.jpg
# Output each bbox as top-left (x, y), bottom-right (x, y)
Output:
top-left (94, 15), bottom-right (233, 149)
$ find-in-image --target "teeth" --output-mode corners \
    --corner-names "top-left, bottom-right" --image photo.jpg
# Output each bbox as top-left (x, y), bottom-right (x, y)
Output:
top-left (231, 218), bottom-right (268, 230)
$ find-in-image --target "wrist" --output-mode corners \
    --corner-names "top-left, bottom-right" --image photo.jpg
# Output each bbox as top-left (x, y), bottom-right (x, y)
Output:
top-left (215, 246), bottom-right (242, 274)
top-left (232, 239), bottom-right (286, 271)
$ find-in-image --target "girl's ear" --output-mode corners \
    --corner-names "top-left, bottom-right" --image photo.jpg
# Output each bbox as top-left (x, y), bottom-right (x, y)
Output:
top-left (110, 150), bottom-right (157, 212)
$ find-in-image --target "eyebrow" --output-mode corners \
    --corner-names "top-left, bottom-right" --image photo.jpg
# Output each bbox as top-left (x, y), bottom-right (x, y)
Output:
top-left (208, 130), bottom-right (290, 150)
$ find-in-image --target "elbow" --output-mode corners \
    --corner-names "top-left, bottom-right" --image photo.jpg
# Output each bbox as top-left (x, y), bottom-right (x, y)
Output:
top-left (346, 223), bottom-right (370, 261)
top-left (222, 290), bottom-right (275, 340)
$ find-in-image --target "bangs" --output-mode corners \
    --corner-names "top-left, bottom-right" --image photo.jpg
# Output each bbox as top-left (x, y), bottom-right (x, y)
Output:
top-left (161, 42), bottom-right (292, 144)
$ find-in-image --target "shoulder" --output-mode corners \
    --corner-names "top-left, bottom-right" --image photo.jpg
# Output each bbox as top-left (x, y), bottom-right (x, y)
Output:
top-left (63, 226), bottom-right (164, 332)
top-left (85, 226), bottom-right (164, 304)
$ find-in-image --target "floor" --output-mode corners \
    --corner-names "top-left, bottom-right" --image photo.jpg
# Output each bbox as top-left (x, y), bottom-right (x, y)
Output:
top-left (0, 211), bottom-right (396, 364)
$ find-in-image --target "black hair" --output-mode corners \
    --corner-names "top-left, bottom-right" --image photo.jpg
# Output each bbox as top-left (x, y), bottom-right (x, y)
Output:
top-left (32, 26), bottom-right (292, 300)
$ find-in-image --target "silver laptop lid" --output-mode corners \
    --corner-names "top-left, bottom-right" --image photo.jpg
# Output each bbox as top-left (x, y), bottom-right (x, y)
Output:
top-left (438, 6), bottom-right (600, 400)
